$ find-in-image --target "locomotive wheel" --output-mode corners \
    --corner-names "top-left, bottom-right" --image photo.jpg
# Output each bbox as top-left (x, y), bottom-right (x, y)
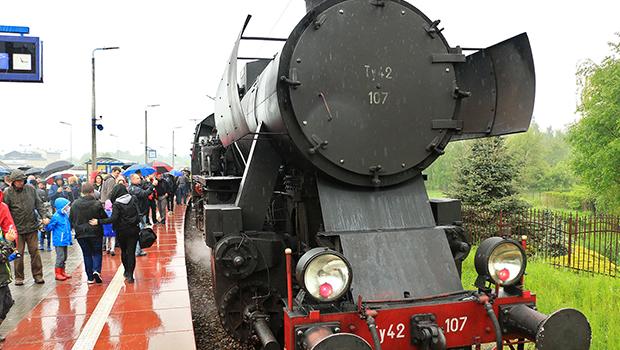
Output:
top-left (218, 281), bottom-right (283, 346)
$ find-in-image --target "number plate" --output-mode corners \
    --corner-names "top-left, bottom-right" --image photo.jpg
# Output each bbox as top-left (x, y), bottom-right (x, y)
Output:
top-left (376, 315), bottom-right (470, 346)
top-left (376, 322), bottom-right (407, 344)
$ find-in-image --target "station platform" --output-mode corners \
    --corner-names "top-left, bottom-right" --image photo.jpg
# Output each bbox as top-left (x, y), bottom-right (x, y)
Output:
top-left (1, 206), bottom-right (196, 350)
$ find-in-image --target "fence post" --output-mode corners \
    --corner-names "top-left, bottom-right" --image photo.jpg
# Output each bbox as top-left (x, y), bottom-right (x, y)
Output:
top-left (567, 214), bottom-right (573, 268)
top-left (575, 212), bottom-right (580, 271)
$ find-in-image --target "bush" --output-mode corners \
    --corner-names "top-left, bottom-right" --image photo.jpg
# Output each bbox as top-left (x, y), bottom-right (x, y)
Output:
top-left (540, 188), bottom-right (596, 212)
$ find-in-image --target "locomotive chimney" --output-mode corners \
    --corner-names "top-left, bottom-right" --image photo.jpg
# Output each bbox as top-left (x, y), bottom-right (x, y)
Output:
top-left (305, 0), bottom-right (327, 12)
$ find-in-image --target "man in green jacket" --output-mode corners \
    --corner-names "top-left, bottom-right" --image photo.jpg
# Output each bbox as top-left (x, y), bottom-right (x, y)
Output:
top-left (2, 170), bottom-right (50, 285)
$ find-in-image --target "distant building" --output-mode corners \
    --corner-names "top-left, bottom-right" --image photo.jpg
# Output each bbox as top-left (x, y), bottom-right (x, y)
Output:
top-left (0, 149), bottom-right (62, 168)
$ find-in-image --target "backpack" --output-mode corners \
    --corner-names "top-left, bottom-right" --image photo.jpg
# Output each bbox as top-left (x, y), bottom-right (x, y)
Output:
top-left (139, 227), bottom-right (157, 249)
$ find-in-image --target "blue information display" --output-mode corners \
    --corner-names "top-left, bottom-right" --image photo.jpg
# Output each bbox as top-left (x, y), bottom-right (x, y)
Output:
top-left (0, 34), bottom-right (43, 82)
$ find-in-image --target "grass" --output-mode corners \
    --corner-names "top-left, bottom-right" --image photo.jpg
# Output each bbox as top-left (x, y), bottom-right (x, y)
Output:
top-left (519, 191), bottom-right (594, 216)
top-left (461, 250), bottom-right (620, 349)
top-left (426, 189), bottom-right (447, 199)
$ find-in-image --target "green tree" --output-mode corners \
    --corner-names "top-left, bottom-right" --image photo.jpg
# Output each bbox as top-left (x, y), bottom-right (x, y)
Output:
top-left (449, 137), bottom-right (526, 212)
top-left (568, 36), bottom-right (620, 212)
top-left (424, 141), bottom-right (468, 192)
top-left (507, 122), bottom-right (576, 192)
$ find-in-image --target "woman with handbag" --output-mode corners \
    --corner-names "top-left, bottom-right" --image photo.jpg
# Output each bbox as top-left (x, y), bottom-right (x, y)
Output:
top-left (89, 184), bottom-right (140, 283)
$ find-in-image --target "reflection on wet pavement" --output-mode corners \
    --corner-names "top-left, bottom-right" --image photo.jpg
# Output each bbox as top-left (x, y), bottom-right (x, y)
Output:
top-left (2, 205), bottom-right (196, 350)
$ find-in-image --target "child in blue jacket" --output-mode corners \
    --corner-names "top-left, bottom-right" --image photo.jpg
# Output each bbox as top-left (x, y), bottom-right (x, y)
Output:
top-left (45, 198), bottom-right (73, 281)
top-left (103, 200), bottom-right (116, 256)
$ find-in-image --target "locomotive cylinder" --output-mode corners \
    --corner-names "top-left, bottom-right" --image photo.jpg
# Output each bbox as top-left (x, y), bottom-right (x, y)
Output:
top-left (253, 318), bottom-right (279, 350)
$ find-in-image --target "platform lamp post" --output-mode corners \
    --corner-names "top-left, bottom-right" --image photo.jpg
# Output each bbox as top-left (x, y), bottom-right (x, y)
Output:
top-left (144, 104), bottom-right (160, 163)
top-left (91, 46), bottom-right (119, 174)
top-left (59, 121), bottom-right (72, 162)
top-left (171, 126), bottom-right (182, 169)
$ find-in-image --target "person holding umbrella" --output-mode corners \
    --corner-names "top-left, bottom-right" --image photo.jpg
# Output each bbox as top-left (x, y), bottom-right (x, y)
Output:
top-left (128, 174), bottom-right (154, 227)
top-left (2, 170), bottom-right (50, 285)
top-left (128, 174), bottom-right (153, 257)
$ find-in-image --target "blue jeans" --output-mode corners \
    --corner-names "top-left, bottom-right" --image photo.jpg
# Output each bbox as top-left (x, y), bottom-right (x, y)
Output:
top-left (176, 185), bottom-right (187, 205)
top-left (55, 246), bottom-right (68, 268)
top-left (77, 237), bottom-right (103, 281)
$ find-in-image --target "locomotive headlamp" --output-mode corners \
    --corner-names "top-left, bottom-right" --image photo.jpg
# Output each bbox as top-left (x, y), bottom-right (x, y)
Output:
top-left (296, 248), bottom-right (352, 302)
top-left (475, 237), bottom-right (526, 287)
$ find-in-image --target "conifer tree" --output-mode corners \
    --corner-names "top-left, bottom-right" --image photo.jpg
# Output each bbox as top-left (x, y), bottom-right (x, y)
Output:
top-left (449, 137), bottom-right (525, 213)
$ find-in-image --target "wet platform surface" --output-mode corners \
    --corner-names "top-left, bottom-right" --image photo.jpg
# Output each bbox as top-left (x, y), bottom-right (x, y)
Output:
top-left (1, 206), bottom-right (195, 350)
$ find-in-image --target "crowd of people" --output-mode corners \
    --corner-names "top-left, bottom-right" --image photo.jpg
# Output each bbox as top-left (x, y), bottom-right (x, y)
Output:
top-left (0, 166), bottom-right (191, 341)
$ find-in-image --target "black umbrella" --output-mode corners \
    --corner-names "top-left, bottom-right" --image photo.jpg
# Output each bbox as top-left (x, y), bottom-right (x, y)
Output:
top-left (41, 160), bottom-right (74, 178)
top-left (24, 167), bottom-right (43, 176)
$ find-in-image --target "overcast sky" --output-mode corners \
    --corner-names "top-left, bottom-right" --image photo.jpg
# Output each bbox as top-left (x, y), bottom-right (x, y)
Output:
top-left (0, 0), bottom-right (618, 160)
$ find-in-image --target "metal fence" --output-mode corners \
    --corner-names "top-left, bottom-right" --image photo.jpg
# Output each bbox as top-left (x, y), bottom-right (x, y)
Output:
top-left (462, 206), bottom-right (620, 277)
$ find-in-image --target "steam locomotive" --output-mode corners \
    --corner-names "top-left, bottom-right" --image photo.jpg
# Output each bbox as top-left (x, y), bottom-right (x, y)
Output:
top-left (190, 0), bottom-right (591, 349)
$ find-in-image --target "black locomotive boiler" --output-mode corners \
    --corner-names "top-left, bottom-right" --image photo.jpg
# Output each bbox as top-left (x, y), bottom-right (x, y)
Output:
top-left (190, 1), bottom-right (591, 349)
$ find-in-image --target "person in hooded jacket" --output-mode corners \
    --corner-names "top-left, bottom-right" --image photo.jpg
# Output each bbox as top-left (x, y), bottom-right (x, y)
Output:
top-left (90, 184), bottom-right (141, 283)
top-left (3, 169), bottom-right (50, 285)
top-left (45, 198), bottom-right (73, 281)
top-left (48, 176), bottom-right (70, 206)
top-left (70, 183), bottom-right (107, 284)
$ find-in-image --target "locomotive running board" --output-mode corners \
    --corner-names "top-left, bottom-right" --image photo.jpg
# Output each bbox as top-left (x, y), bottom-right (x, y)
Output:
top-left (317, 175), bottom-right (463, 300)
